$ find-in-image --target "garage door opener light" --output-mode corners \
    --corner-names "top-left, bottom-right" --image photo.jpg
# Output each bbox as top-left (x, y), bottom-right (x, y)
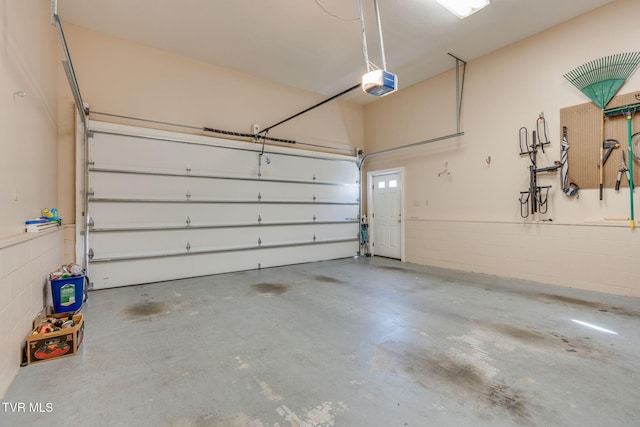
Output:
top-left (357, 0), bottom-right (397, 96)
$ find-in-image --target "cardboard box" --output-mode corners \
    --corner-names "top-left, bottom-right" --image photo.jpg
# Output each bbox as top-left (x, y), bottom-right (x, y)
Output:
top-left (25, 312), bottom-right (84, 365)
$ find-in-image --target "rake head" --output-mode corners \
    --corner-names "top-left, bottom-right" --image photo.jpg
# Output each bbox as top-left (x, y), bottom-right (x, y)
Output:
top-left (563, 52), bottom-right (640, 109)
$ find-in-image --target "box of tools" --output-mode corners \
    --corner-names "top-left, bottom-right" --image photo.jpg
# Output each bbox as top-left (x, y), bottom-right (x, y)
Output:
top-left (25, 310), bottom-right (84, 365)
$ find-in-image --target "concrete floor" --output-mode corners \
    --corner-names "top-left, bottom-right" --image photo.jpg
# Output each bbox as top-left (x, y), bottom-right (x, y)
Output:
top-left (3, 257), bottom-right (640, 426)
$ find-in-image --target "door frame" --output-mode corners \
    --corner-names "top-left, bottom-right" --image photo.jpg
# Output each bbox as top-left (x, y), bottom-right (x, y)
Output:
top-left (367, 167), bottom-right (405, 262)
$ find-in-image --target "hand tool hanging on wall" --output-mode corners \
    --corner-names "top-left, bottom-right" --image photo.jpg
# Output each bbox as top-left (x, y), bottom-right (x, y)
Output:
top-left (599, 139), bottom-right (621, 168)
top-left (596, 139), bottom-right (621, 191)
top-left (621, 109), bottom-right (637, 229)
top-left (604, 102), bottom-right (640, 229)
top-left (615, 150), bottom-right (631, 191)
top-left (563, 52), bottom-right (640, 201)
top-left (560, 127), bottom-right (580, 197)
top-left (599, 137), bottom-right (604, 199)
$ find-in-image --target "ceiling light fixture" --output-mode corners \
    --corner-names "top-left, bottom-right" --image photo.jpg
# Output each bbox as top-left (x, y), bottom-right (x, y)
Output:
top-left (437, 0), bottom-right (490, 19)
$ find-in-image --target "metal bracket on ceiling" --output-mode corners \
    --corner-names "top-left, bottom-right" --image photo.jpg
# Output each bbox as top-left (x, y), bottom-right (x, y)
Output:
top-left (447, 53), bottom-right (467, 134)
top-left (356, 53), bottom-right (467, 170)
top-left (50, 0), bottom-right (57, 25)
top-left (53, 14), bottom-right (86, 126)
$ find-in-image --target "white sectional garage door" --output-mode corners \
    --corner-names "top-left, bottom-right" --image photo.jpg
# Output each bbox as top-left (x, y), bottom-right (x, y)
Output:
top-left (82, 121), bottom-right (359, 289)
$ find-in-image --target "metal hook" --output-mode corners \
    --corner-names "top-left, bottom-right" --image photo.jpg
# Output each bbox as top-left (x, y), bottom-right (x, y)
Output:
top-left (438, 162), bottom-right (451, 177)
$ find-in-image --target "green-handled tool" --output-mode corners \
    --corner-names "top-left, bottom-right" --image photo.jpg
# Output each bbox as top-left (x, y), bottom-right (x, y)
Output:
top-left (626, 112), bottom-right (635, 229)
top-left (605, 103), bottom-right (640, 229)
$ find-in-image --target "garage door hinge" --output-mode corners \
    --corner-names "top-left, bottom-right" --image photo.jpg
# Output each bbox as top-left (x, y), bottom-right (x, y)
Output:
top-left (258, 237), bottom-right (262, 246)
top-left (88, 217), bottom-right (94, 229)
top-left (186, 242), bottom-right (191, 252)
top-left (258, 215), bottom-right (262, 224)
top-left (372, 242), bottom-right (375, 247)
top-left (88, 248), bottom-right (94, 260)
top-left (313, 234), bottom-right (317, 242)
top-left (88, 131), bottom-right (94, 138)
top-left (258, 192), bottom-right (262, 201)
top-left (87, 188), bottom-right (94, 197)
top-left (186, 216), bottom-right (191, 226)
top-left (186, 191), bottom-right (191, 199)
top-left (313, 214), bottom-right (317, 222)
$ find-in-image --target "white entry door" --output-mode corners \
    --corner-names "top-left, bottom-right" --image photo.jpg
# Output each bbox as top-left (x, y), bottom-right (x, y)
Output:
top-left (371, 172), bottom-right (402, 259)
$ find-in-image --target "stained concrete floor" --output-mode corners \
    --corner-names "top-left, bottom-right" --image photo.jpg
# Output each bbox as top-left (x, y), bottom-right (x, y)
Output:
top-left (3, 257), bottom-right (640, 426)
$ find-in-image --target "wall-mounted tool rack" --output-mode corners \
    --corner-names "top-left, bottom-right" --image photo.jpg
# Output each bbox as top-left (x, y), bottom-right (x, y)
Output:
top-left (519, 125), bottom-right (561, 218)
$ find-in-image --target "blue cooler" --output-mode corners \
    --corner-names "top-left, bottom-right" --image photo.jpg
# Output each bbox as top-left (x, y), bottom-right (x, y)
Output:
top-left (50, 276), bottom-right (84, 313)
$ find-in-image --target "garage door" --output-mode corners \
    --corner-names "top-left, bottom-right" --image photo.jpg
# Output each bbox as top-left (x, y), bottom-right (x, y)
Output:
top-left (81, 121), bottom-right (359, 289)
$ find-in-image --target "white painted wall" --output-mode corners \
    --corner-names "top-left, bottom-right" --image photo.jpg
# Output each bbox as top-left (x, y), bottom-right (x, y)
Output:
top-left (0, 231), bottom-right (67, 397)
top-left (0, 0), bottom-right (66, 398)
top-left (57, 23), bottom-right (364, 155)
top-left (363, 0), bottom-right (640, 296)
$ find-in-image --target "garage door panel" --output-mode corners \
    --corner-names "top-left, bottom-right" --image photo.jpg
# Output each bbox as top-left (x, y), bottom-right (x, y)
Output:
top-left (88, 203), bottom-right (358, 228)
top-left (89, 223), bottom-right (358, 259)
top-left (88, 203), bottom-right (263, 228)
top-left (260, 153), bottom-right (358, 184)
top-left (88, 258), bottom-right (194, 290)
top-left (89, 172), bottom-right (358, 203)
top-left (252, 242), bottom-right (357, 270)
top-left (256, 204), bottom-right (358, 222)
top-left (89, 239), bottom-right (357, 289)
top-left (89, 133), bottom-right (258, 177)
top-left (84, 122), bottom-right (359, 288)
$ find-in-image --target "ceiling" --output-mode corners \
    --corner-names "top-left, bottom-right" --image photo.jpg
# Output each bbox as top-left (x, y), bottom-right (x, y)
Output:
top-left (57, 0), bottom-right (614, 104)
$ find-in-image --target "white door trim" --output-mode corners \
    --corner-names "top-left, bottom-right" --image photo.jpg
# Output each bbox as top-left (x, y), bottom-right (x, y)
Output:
top-left (367, 167), bottom-right (405, 262)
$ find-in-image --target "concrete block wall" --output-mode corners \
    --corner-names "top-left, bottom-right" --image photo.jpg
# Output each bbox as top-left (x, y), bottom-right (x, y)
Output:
top-left (406, 220), bottom-right (640, 297)
top-left (0, 229), bottom-right (66, 398)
